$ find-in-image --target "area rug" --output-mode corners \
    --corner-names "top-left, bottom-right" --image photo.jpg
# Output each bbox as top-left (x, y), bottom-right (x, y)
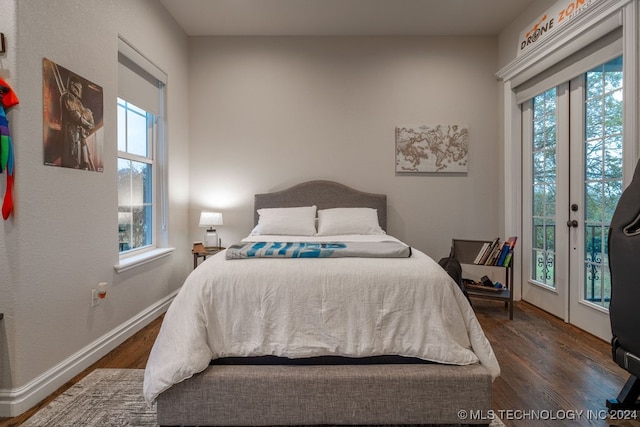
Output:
top-left (23, 368), bottom-right (506, 427)
top-left (23, 369), bottom-right (156, 427)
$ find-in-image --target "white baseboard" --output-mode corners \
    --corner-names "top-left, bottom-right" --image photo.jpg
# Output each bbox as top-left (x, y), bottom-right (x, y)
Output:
top-left (0, 290), bottom-right (178, 418)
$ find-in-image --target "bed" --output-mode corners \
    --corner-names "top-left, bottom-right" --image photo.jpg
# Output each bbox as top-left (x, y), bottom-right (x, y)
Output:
top-left (146, 180), bottom-right (499, 426)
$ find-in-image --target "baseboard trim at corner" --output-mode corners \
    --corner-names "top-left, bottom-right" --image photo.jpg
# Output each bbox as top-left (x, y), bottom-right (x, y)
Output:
top-left (0, 290), bottom-right (178, 418)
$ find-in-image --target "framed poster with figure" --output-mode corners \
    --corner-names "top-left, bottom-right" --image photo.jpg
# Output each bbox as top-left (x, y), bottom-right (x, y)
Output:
top-left (43, 58), bottom-right (104, 172)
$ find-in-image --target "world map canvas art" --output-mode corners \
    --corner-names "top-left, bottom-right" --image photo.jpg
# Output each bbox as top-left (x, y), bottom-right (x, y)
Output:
top-left (395, 124), bottom-right (469, 173)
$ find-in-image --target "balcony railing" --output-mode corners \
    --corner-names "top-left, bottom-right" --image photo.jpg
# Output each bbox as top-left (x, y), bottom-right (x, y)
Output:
top-left (533, 224), bottom-right (610, 305)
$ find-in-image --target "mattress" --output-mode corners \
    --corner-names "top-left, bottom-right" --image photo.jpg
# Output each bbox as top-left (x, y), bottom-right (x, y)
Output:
top-left (143, 234), bottom-right (500, 403)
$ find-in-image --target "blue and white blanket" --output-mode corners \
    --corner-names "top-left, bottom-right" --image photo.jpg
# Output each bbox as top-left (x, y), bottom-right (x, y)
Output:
top-left (226, 240), bottom-right (412, 259)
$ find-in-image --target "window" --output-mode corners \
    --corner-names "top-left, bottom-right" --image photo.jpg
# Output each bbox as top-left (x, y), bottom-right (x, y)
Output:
top-left (530, 87), bottom-right (558, 288)
top-left (583, 56), bottom-right (623, 308)
top-left (116, 37), bottom-right (168, 264)
top-left (117, 98), bottom-right (155, 253)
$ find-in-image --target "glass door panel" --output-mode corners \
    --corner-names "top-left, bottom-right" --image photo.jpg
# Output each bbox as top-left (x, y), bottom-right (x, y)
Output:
top-left (531, 88), bottom-right (558, 288)
top-left (581, 56), bottom-right (623, 310)
top-left (522, 83), bottom-right (569, 320)
top-left (568, 56), bottom-right (623, 340)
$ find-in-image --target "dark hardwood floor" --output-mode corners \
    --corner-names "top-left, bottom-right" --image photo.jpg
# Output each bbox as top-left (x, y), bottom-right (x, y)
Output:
top-left (1, 300), bottom-right (637, 427)
top-left (0, 316), bottom-right (163, 427)
top-left (471, 299), bottom-right (636, 427)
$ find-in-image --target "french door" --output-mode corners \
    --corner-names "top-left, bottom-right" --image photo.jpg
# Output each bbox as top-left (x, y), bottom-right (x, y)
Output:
top-left (522, 56), bottom-right (624, 340)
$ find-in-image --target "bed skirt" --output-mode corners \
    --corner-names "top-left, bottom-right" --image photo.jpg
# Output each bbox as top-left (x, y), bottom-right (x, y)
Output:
top-left (156, 363), bottom-right (492, 426)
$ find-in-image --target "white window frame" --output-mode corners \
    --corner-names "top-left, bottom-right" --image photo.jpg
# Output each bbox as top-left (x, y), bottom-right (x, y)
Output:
top-left (115, 37), bottom-right (172, 273)
top-left (117, 98), bottom-right (157, 253)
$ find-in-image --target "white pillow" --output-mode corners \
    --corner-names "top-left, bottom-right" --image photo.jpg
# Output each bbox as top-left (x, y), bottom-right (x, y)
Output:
top-left (316, 207), bottom-right (385, 236)
top-left (252, 206), bottom-right (317, 236)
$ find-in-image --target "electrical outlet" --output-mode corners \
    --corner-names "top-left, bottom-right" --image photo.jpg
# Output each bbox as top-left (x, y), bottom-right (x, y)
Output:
top-left (91, 289), bottom-right (100, 307)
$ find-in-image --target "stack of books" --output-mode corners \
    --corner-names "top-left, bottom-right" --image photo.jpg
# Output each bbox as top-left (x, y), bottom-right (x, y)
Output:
top-left (472, 236), bottom-right (517, 267)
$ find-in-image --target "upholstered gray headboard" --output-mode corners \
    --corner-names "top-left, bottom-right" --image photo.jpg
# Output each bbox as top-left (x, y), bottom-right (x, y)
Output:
top-left (254, 180), bottom-right (387, 231)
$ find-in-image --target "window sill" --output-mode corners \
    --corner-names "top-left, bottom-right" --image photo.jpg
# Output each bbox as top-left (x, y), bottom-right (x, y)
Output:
top-left (114, 247), bottom-right (175, 273)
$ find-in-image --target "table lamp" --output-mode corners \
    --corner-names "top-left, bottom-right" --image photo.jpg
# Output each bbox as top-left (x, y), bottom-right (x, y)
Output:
top-left (199, 211), bottom-right (223, 248)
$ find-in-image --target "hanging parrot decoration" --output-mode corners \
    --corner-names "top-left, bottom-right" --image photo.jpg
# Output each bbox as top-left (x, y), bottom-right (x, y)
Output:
top-left (0, 76), bottom-right (19, 220)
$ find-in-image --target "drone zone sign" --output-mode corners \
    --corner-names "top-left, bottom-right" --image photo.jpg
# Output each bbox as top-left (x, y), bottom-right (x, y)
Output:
top-left (518, 0), bottom-right (603, 57)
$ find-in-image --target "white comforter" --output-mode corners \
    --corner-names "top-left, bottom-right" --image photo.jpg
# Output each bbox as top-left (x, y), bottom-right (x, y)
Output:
top-left (143, 235), bottom-right (500, 403)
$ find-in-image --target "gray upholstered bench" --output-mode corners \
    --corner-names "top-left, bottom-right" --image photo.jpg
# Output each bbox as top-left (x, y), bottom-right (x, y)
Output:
top-left (157, 363), bottom-right (492, 426)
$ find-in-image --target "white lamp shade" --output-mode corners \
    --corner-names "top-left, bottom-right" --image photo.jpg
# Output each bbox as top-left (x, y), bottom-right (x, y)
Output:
top-left (199, 211), bottom-right (223, 228)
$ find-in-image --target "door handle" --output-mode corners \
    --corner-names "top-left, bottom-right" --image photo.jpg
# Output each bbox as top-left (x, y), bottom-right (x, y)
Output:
top-left (567, 220), bottom-right (578, 228)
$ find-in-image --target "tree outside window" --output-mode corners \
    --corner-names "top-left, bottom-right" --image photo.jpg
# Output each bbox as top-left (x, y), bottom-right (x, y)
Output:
top-left (117, 98), bottom-right (155, 253)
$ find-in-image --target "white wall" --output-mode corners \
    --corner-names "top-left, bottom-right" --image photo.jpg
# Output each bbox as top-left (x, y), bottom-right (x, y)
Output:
top-left (0, 0), bottom-right (190, 415)
top-left (0, 0), bottom-right (19, 402)
top-left (188, 36), bottom-right (501, 259)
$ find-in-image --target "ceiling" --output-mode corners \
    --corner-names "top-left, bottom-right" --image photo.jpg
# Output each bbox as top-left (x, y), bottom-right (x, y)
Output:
top-left (159, 0), bottom-right (538, 37)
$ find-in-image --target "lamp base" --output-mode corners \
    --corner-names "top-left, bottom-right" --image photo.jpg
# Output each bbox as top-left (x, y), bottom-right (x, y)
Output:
top-left (204, 230), bottom-right (219, 248)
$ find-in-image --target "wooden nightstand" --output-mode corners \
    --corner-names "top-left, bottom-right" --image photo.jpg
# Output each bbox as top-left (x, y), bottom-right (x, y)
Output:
top-left (192, 244), bottom-right (224, 269)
